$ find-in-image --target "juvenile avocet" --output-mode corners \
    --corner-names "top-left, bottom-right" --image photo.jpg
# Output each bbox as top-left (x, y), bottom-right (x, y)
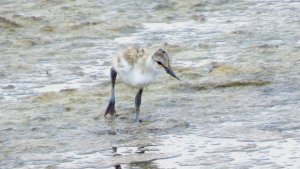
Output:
top-left (105, 46), bottom-right (179, 122)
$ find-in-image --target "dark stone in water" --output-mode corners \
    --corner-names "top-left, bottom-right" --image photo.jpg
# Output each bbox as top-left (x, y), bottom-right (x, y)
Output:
top-left (118, 116), bottom-right (128, 120)
top-left (136, 147), bottom-right (146, 154)
top-left (64, 107), bottom-right (71, 112)
top-left (40, 25), bottom-right (54, 32)
top-left (60, 88), bottom-right (76, 92)
top-left (29, 16), bottom-right (42, 21)
top-left (0, 16), bottom-right (21, 28)
top-left (0, 72), bottom-right (6, 78)
top-left (257, 44), bottom-right (279, 48)
top-left (136, 150), bottom-right (145, 154)
top-left (90, 129), bottom-right (111, 135)
top-left (71, 21), bottom-right (102, 30)
top-left (2, 127), bottom-right (13, 131)
top-left (193, 3), bottom-right (207, 7)
top-left (192, 14), bottom-right (206, 22)
top-left (2, 85), bottom-right (15, 89)
top-left (15, 39), bottom-right (37, 47)
top-left (93, 116), bottom-right (100, 120)
top-left (153, 3), bottom-right (173, 10)
top-left (108, 130), bottom-right (117, 135)
top-left (32, 116), bottom-right (51, 121)
top-left (231, 30), bottom-right (244, 34)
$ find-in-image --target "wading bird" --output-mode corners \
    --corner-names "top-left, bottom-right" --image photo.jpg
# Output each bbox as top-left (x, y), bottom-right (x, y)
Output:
top-left (104, 47), bottom-right (179, 122)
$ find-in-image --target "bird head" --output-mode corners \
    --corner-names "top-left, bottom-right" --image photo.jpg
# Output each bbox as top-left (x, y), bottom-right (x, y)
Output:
top-left (152, 49), bottom-right (180, 80)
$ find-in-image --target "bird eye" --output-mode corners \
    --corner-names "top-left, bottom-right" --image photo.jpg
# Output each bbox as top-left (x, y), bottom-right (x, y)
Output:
top-left (157, 61), bottom-right (162, 65)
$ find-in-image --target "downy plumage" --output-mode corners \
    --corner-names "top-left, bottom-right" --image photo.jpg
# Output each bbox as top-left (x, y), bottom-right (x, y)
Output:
top-left (105, 46), bottom-right (179, 122)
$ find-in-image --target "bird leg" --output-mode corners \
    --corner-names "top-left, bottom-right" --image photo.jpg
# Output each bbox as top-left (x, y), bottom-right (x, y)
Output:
top-left (105, 67), bottom-right (117, 117)
top-left (135, 88), bottom-right (143, 123)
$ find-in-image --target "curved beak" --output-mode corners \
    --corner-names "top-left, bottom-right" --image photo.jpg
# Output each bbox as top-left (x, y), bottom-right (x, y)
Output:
top-left (164, 65), bottom-right (180, 80)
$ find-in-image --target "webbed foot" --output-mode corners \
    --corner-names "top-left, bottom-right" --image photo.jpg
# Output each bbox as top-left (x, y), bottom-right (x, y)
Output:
top-left (105, 98), bottom-right (116, 117)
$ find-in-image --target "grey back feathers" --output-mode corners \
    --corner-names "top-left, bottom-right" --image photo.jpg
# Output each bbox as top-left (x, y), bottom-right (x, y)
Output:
top-left (120, 46), bottom-right (147, 65)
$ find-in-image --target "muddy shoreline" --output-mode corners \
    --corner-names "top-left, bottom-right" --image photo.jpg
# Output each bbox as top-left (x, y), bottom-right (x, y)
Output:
top-left (1, 0), bottom-right (300, 168)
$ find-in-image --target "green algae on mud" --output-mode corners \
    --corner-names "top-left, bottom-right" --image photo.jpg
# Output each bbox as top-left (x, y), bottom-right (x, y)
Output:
top-left (214, 80), bottom-right (270, 88)
top-left (169, 79), bottom-right (271, 92)
top-left (1, 0), bottom-right (300, 168)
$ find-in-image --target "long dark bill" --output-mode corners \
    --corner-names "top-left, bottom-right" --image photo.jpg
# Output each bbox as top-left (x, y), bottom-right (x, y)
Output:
top-left (164, 65), bottom-right (180, 80)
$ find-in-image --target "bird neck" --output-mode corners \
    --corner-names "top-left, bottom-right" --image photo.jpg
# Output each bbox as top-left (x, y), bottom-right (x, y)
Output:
top-left (145, 56), bottom-right (163, 75)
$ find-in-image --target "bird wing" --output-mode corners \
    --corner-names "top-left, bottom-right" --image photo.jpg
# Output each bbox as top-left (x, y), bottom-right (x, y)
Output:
top-left (114, 47), bottom-right (146, 67)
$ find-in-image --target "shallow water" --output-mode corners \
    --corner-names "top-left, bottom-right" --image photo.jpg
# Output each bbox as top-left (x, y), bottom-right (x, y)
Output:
top-left (1, 0), bottom-right (300, 168)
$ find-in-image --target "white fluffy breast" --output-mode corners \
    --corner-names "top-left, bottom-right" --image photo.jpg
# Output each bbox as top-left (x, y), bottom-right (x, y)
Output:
top-left (113, 53), bottom-right (162, 88)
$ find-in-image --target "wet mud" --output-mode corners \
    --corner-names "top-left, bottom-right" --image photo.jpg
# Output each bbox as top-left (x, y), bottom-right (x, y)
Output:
top-left (1, 0), bottom-right (300, 168)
